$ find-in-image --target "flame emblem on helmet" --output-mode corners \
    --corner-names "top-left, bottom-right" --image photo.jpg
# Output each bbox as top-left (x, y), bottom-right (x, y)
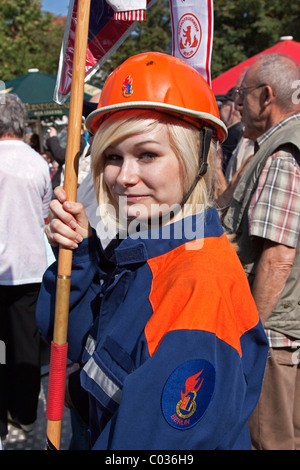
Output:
top-left (122, 75), bottom-right (133, 97)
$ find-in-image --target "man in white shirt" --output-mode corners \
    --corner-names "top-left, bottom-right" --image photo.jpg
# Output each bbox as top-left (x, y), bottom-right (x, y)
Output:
top-left (0, 94), bottom-right (52, 440)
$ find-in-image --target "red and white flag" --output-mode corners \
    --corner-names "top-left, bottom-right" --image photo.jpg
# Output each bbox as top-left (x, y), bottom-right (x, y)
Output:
top-left (106, 0), bottom-right (147, 20)
top-left (54, 0), bottom-right (156, 104)
top-left (170, 0), bottom-right (214, 85)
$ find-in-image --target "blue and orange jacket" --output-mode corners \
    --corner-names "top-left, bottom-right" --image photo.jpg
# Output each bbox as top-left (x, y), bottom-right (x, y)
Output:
top-left (36, 208), bottom-right (268, 450)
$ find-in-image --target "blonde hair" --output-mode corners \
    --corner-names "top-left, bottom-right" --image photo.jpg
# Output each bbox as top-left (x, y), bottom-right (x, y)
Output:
top-left (91, 110), bottom-right (217, 229)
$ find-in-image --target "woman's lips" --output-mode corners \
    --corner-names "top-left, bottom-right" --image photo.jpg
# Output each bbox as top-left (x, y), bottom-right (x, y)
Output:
top-left (117, 194), bottom-right (150, 202)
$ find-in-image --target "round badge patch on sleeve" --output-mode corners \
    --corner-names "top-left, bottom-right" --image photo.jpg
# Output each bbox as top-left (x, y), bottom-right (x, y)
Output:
top-left (161, 359), bottom-right (215, 430)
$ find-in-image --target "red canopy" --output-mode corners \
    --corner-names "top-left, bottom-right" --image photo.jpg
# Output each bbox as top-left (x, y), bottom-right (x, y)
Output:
top-left (212, 38), bottom-right (300, 95)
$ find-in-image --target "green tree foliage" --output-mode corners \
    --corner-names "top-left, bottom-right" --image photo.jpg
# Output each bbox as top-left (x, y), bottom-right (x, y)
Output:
top-left (92, 0), bottom-right (300, 85)
top-left (212, 0), bottom-right (300, 78)
top-left (0, 0), bottom-right (299, 84)
top-left (0, 0), bottom-right (65, 80)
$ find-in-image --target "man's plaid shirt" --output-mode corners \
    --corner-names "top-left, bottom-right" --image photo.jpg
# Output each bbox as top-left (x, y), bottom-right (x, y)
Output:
top-left (248, 114), bottom-right (300, 347)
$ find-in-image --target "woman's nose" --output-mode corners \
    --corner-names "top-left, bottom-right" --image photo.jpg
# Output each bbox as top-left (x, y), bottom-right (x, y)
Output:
top-left (116, 159), bottom-right (140, 186)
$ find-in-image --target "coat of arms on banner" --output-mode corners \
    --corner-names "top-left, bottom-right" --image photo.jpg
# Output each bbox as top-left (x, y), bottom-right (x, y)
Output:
top-left (170, 0), bottom-right (214, 85)
top-left (177, 14), bottom-right (202, 59)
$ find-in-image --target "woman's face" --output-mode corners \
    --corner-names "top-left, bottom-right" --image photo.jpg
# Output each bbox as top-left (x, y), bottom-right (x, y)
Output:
top-left (103, 123), bottom-right (184, 222)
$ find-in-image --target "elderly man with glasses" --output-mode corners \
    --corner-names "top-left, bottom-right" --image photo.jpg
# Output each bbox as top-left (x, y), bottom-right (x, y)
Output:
top-left (223, 53), bottom-right (300, 450)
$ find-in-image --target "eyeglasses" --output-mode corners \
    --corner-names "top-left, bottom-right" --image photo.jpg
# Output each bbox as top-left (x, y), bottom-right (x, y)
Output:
top-left (234, 84), bottom-right (267, 100)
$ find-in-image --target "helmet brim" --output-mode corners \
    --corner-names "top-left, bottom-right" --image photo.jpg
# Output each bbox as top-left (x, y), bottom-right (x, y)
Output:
top-left (86, 101), bottom-right (228, 143)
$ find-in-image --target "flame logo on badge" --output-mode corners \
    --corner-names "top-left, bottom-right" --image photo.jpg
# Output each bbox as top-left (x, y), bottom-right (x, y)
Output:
top-left (162, 359), bottom-right (215, 430)
top-left (176, 369), bottom-right (204, 418)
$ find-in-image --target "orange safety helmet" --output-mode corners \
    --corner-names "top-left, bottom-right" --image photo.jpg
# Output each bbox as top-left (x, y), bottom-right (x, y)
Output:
top-left (86, 52), bottom-right (227, 143)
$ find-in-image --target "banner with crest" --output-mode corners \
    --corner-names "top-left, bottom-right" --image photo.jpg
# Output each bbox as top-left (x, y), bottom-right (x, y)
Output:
top-left (170, 0), bottom-right (214, 85)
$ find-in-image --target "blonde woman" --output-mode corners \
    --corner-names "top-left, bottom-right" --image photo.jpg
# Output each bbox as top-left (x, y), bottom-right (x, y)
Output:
top-left (36, 52), bottom-right (268, 450)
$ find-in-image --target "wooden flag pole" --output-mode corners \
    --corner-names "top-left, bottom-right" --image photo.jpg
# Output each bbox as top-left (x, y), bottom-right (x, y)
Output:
top-left (46, 0), bottom-right (91, 450)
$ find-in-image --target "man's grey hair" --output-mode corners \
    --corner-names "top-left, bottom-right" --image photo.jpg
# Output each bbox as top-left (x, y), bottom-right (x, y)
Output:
top-left (254, 53), bottom-right (300, 112)
top-left (0, 93), bottom-right (28, 138)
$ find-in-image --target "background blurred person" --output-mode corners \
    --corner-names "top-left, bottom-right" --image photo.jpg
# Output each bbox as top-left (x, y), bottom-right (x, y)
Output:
top-left (0, 93), bottom-right (52, 440)
top-left (223, 53), bottom-right (300, 450)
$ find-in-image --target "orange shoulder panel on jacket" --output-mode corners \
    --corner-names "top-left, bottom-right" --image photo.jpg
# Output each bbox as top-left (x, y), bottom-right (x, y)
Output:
top-left (145, 234), bottom-right (259, 357)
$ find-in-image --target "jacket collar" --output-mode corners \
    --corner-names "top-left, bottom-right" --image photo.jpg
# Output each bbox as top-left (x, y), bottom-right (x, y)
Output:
top-left (114, 207), bottom-right (223, 266)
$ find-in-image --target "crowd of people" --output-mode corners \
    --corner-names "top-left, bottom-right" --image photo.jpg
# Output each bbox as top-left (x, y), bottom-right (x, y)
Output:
top-left (0, 50), bottom-right (299, 451)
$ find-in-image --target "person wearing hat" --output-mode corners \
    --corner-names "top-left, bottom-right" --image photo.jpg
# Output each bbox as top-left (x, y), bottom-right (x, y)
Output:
top-left (36, 52), bottom-right (268, 450)
top-left (217, 87), bottom-right (244, 174)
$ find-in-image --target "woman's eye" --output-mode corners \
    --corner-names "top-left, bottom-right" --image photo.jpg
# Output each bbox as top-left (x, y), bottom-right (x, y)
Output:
top-left (105, 154), bottom-right (122, 162)
top-left (140, 152), bottom-right (157, 161)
